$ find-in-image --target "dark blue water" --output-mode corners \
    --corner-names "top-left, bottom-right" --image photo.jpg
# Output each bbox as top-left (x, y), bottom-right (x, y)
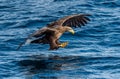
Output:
top-left (0, 0), bottom-right (120, 79)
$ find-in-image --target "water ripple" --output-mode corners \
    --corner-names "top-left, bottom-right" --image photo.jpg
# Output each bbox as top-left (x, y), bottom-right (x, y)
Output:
top-left (0, 0), bottom-right (120, 79)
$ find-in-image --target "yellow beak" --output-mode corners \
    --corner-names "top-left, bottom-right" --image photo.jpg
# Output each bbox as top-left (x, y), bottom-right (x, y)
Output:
top-left (68, 29), bottom-right (75, 35)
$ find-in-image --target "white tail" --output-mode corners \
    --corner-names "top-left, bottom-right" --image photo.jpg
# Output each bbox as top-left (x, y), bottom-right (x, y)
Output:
top-left (24, 39), bottom-right (32, 45)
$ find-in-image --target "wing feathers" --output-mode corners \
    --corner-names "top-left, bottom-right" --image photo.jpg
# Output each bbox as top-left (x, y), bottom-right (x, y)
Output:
top-left (84, 16), bottom-right (91, 21)
top-left (57, 14), bottom-right (91, 28)
top-left (72, 19), bottom-right (76, 27)
top-left (30, 27), bottom-right (47, 37)
top-left (30, 27), bottom-right (55, 38)
top-left (82, 18), bottom-right (88, 24)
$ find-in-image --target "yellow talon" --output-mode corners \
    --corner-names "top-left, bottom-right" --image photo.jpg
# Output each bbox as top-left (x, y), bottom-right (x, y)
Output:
top-left (58, 42), bottom-right (68, 48)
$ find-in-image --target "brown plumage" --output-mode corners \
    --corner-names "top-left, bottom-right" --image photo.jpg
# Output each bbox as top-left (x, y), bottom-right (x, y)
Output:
top-left (17, 14), bottom-right (91, 50)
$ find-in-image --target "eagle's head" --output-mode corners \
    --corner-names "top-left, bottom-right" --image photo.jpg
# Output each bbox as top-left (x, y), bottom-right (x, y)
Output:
top-left (65, 26), bottom-right (75, 35)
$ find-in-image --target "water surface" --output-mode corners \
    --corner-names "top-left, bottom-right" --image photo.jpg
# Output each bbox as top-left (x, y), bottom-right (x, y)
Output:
top-left (0, 0), bottom-right (120, 79)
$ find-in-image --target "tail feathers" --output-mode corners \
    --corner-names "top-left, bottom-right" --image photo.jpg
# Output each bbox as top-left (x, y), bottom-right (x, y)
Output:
top-left (25, 39), bottom-right (32, 45)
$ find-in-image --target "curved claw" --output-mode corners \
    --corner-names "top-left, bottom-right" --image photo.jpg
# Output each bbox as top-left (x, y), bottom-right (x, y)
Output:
top-left (58, 42), bottom-right (68, 48)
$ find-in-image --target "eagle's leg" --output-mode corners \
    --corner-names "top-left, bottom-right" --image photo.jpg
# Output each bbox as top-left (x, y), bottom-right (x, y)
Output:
top-left (49, 38), bottom-right (59, 50)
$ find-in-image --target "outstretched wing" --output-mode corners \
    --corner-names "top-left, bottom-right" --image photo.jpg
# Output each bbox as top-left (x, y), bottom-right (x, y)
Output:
top-left (30, 27), bottom-right (55, 38)
top-left (56, 14), bottom-right (91, 27)
top-left (17, 27), bottom-right (55, 50)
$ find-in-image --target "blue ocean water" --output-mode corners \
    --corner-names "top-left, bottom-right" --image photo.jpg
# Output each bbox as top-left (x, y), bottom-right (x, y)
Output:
top-left (0, 0), bottom-right (120, 79)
